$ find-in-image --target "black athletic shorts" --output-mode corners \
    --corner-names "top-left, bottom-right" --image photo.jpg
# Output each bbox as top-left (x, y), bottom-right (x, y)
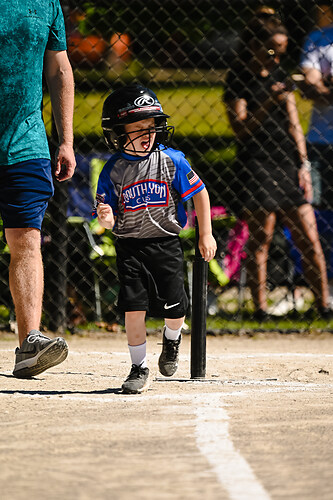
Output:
top-left (115, 236), bottom-right (188, 318)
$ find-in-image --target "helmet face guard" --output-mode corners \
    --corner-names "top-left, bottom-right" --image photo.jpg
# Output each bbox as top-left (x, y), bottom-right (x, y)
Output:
top-left (102, 84), bottom-right (174, 153)
top-left (102, 120), bottom-right (175, 154)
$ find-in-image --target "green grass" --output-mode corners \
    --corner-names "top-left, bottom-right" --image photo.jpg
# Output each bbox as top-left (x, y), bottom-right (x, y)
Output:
top-left (204, 316), bottom-right (333, 332)
top-left (144, 315), bottom-right (333, 334)
top-left (43, 87), bottom-right (313, 139)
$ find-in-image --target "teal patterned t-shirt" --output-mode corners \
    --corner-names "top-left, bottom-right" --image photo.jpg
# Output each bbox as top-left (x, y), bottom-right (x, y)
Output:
top-left (0, 0), bottom-right (67, 165)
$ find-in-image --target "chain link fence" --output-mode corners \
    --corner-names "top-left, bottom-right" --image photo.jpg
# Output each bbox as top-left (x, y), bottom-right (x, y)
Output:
top-left (1, 0), bottom-right (332, 331)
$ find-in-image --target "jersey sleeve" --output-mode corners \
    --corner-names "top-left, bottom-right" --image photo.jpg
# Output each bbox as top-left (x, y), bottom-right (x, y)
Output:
top-left (46, 0), bottom-right (67, 51)
top-left (92, 162), bottom-right (118, 218)
top-left (300, 34), bottom-right (321, 71)
top-left (171, 150), bottom-right (205, 202)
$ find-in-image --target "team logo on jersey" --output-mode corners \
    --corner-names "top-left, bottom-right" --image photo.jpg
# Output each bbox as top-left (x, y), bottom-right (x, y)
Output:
top-left (122, 179), bottom-right (169, 211)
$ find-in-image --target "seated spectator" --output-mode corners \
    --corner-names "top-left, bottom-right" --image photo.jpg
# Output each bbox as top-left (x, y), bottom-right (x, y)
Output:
top-left (223, 13), bottom-right (331, 320)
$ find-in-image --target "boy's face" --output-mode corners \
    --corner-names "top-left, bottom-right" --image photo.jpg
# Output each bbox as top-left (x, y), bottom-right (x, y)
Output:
top-left (123, 118), bottom-right (156, 156)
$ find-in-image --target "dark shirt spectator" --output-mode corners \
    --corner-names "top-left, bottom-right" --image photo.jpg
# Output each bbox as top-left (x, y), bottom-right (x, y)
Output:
top-left (223, 13), bottom-right (331, 320)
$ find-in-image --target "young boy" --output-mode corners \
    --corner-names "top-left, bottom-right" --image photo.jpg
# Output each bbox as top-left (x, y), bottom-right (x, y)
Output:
top-left (94, 83), bottom-right (216, 394)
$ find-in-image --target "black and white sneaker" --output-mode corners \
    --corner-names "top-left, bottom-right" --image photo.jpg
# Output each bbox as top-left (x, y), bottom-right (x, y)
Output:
top-left (13, 330), bottom-right (68, 379)
top-left (158, 329), bottom-right (181, 377)
top-left (122, 364), bottom-right (150, 394)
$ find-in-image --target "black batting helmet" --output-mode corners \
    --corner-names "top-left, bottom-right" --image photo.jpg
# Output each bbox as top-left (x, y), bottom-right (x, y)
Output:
top-left (101, 84), bottom-right (174, 152)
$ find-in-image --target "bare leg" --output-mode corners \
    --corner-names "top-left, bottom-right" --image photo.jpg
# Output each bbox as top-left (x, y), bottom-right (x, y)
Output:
top-left (281, 204), bottom-right (329, 309)
top-left (5, 228), bottom-right (43, 347)
top-left (125, 310), bottom-right (146, 345)
top-left (164, 317), bottom-right (185, 330)
top-left (244, 209), bottom-right (276, 311)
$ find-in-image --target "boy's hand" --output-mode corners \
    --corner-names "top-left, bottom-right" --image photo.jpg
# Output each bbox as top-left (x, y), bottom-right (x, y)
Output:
top-left (97, 203), bottom-right (115, 229)
top-left (198, 234), bottom-right (217, 262)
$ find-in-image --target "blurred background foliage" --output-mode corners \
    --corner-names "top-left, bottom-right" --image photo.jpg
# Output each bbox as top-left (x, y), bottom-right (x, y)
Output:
top-left (44, 0), bottom-right (333, 330)
top-left (1, 0), bottom-right (330, 333)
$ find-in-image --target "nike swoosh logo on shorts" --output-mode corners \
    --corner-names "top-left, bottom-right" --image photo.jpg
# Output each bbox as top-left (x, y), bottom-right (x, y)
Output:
top-left (164, 302), bottom-right (180, 309)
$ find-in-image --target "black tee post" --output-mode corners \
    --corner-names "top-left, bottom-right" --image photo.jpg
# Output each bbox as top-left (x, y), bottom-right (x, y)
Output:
top-left (190, 217), bottom-right (208, 378)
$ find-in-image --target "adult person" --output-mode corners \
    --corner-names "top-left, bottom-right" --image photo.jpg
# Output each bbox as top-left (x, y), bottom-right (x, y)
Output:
top-left (299, 1), bottom-right (333, 301)
top-left (0, 0), bottom-right (76, 377)
top-left (223, 14), bottom-right (331, 321)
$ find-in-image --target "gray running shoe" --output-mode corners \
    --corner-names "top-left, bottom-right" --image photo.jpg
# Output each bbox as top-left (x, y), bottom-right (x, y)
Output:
top-left (13, 330), bottom-right (68, 379)
top-left (158, 329), bottom-right (181, 377)
top-left (122, 364), bottom-right (150, 394)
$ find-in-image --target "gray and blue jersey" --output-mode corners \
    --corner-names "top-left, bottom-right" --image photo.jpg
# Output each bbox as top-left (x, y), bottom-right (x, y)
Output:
top-left (93, 147), bottom-right (205, 238)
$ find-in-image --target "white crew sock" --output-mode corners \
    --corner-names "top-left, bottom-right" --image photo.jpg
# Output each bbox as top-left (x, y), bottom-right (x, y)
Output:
top-left (128, 342), bottom-right (147, 368)
top-left (164, 324), bottom-right (182, 341)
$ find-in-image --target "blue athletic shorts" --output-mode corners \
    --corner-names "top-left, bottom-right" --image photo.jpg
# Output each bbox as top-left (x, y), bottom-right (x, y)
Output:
top-left (0, 159), bottom-right (54, 230)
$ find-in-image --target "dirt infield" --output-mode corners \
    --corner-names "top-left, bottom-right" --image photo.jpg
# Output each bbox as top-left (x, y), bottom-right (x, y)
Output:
top-left (1, 330), bottom-right (333, 500)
